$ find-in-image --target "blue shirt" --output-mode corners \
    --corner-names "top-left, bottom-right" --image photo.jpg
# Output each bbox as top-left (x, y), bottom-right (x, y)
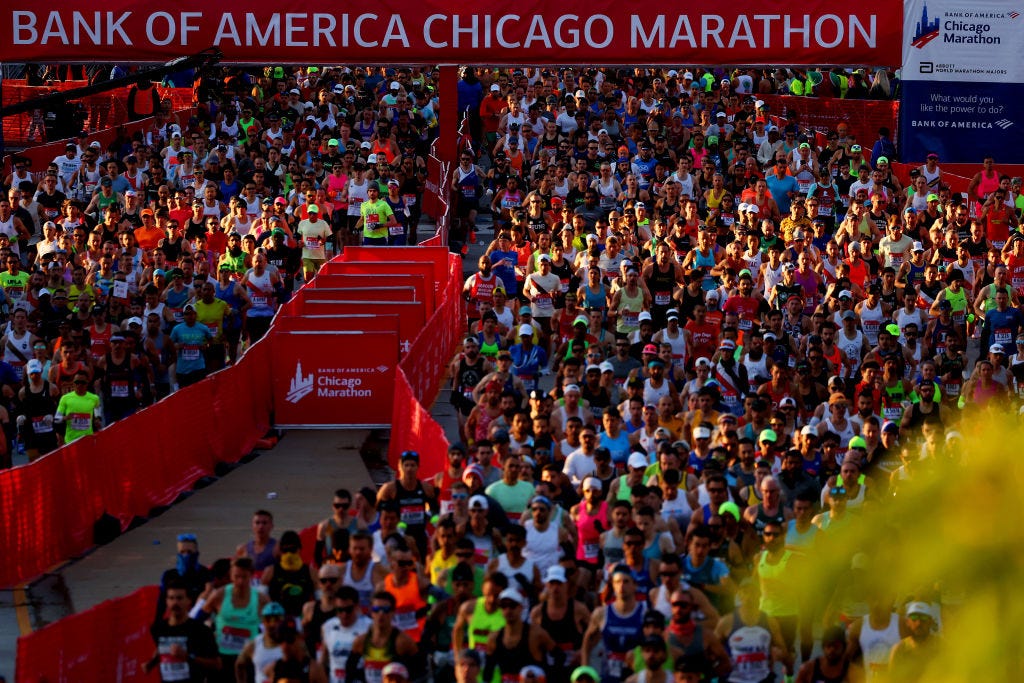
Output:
top-left (765, 172), bottom-right (800, 215)
top-left (170, 321), bottom-right (214, 374)
top-left (508, 343), bottom-right (547, 391)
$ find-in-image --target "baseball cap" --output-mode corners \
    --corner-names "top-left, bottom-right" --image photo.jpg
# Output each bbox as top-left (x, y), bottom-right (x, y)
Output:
top-left (261, 602), bottom-right (286, 617)
top-left (26, 359), bottom-right (43, 375)
top-left (125, 316), bottom-right (143, 328)
top-left (912, 241), bottom-right (925, 252)
top-left (468, 494), bottom-right (489, 509)
top-left (490, 84), bottom-right (501, 92)
top-left (518, 324), bottom-right (534, 337)
top-left (381, 662), bottom-right (409, 679)
top-left (643, 343), bottom-right (658, 355)
top-left (582, 476), bottom-right (602, 491)
top-left (571, 666), bottom-right (601, 683)
top-left (628, 452), bottom-right (648, 470)
top-left (499, 588), bottom-right (525, 605)
top-left (759, 429), bottom-right (778, 443)
top-left (306, 204), bottom-right (320, 213)
top-left (905, 601), bottom-right (935, 621)
top-left (544, 565), bottom-right (567, 583)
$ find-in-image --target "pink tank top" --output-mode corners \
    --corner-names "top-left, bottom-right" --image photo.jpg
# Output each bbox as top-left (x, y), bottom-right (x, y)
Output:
top-left (575, 500), bottom-right (608, 563)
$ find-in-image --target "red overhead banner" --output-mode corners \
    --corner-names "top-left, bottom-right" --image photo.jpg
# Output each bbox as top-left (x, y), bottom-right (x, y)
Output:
top-left (271, 330), bottom-right (399, 428)
top-left (0, 1), bottom-right (902, 65)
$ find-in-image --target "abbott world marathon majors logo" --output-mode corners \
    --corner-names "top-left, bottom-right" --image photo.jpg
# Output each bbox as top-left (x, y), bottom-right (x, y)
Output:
top-left (285, 360), bottom-right (386, 403)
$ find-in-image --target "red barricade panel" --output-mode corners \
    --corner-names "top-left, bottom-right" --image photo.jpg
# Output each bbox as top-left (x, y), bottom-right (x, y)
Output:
top-left (319, 261), bottom-right (439, 310)
top-left (310, 274), bottom-right (430, 311)
top-left (293, 286), bottom-right (419, 304)
top-left (273, 314), bottom-right (402, 335)
top-left (288, 301), bottom-right (426, 355)
top-left (271, 330), bottom-right (400, 429)
top-left (337, 248), bottom-right (450, 294)
top-left (16, 584), bottom-right (160, 683)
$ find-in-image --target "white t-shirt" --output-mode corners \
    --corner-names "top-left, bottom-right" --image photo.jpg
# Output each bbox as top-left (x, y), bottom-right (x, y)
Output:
top-left (562, 448), bottom-right (596, 485)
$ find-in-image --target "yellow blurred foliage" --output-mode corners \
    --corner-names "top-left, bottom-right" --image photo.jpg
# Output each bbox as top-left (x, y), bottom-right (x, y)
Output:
top-left (794, 414), bottom-right (1024, 681)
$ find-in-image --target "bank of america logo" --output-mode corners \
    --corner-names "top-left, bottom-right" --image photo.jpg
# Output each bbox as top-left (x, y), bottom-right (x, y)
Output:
top-left (911, 2), bottom-right (940, 48)
top-left (995, 119), bottom-right (1014, 129)
top-left (1010, 11), bottom-right (1020, 19)
top-left (286, 361), bottom-right (314, 403)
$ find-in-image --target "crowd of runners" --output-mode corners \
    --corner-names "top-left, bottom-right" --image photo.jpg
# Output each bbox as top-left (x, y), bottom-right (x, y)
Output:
top-left (132, 66), bottom-right (1015, 683)
top-left (0, 64), bottom-right (434, 466)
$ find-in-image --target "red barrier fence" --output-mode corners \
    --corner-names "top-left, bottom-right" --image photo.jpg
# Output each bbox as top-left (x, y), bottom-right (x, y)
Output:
top-left (2, 80), bottom-right (193, 148)
top-left (757, 94), bottom-right (899, 153)
top-left (389, 252), bottom-right (464, 475)
top-left (0, 339), bottom-right (273, 588)
top-left (16, 585), bottom-right (159, 683)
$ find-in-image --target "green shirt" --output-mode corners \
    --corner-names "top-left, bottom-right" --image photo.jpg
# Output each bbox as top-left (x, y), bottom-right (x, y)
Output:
top-left (360, 198), bottom-right (394, 239)
top-left (484, 479), bottom-right (535, 516)
top-left (57, 391), bottom-right (101, 443)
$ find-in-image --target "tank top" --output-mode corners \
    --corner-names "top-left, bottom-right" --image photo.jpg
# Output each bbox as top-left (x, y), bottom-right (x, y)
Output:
top-left (245, 538), bottom-right (278, 572)
top-left (469, 598), bottom-right (507, 655)
top-left (465, 527), bottom-right (496, 567)
top-left (524, 521), bottom-right (560, 575)
top-left (616, 287), bottom-right (644, 334)
top-left (726, 610), bottom-right (772, 683)
top-left (323, 615), bottom-right (371, 683)
top-left (214, 584), bottom-right (261, 655)
top-left (343, 560), bottom-right (377, 612)
top-left (103, 353), bottom-right (135, 403)
top-left (602, 602), bottom-right (646, 682)
top-left (602, 528), bottom-right (626, 566)
top-left (541, 601), bottom-right (584, 664)
top-left (489, 624), bottom-right (541, 683)
top-left (694, 249), bottom-right (718, 291)
top-left (394, 478), bottom-right (428, 536)
top-left (757, 550), bottom-right (797, 616)
top-left (575, 501), bottom-right (608, 563)
top-left (22, 380), bottom-right (57, 440)
top-left (362, 630), bottom-right (398, 683)
top-left (253, 636), bottom-right (284, 683)
top-left (245, 269), bottom-right (276, 317)
top-left (859, 301), bottom-right (884, 346)
top-left (859, 613), bottom-right (901, 682)
top-left (384, 573), bottom-right (426, 640)
top-left (752, 504), bottom-right (786, 536)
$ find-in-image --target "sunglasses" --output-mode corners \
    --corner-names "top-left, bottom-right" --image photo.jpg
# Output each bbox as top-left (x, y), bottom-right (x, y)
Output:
top-left (320, 577), bottom-right (338, 584)
top-left (371, 605), bottom-right (393, 614)
top-left (397, 559), bottom-right (415, 568)
top-left (333, 502), bottom-right (350, 509)
top-left (672, 601), bottom-right (693, 608)
top-left (336, 605), bottom-right (355, 614)
top-left (762, 531), bottom-right (780, 538)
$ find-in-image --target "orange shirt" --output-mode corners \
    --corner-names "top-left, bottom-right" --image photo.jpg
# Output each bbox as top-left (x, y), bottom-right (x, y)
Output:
top-left (134, 225), bottom-right (165, 250)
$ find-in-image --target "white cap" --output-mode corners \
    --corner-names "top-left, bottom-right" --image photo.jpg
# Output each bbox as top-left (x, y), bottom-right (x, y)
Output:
top-left (683, 71), bottom-right (694, 79)
top-left (575, 89), bottom-right (586, 98)
top-left (586, 364), bottom-right (601, 374)
top-left (390, 80), bottom-right (401, 90)
top-left (737, 202), bottom-right (749, 212)
top-left (544, 565), bottom-right (567, 583)
top-left (705, 290), bottom-right (720, 301)
top-left (912, 241), bottom-right (925, 251)
top-left (838, 289), bottom-right (853, 299)
top-left (518, 323), bottom-right (534, 336)
top-left (628, 452), bottom-right (649, 469)
top-left (381, 663), bottom-right (409, 679)
top-left (490, 84), bottom-right (501, 92)
top-left (598, 128), bottom-right (608, 135)
top-left (905, 602), bottom-right (935, 620)
top-left (582, 476), bottom-right (602, 491)
top-left (695, 357), bottom-right (712, 368)
top-left (599, 361), bottom-right (614, 373)
top-left (499, 588), bottom-right (525, 605)
top-left (667, 70), bottom-right (679, 77)
top-left (693, 426), bottom-right (712, 440)
top-left (468, 494), bottom-right (489, 510)
top-left (367, 154), bottom-right (379, 164)
top-left (801, 425), bottom-right (819, 437)
top-left (563, 383), bottom-right (581, 395)
top-left (638, 311), bottom-right (653, 322)
top-left (360, 140), bottom-right (372, 149)
top-left (26, 359), bottom-right (43, 375)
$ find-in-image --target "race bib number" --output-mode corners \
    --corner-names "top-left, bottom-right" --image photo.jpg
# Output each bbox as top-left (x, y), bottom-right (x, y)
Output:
top-left (69, 413), bottom-right (91, 431)
top-left (31, 415), bottom-right (53, 434)
top-left (622, 311), bottom-right (639, 328)
top-left (110, 381), bottom-right (130, 398)
top-left (583, 542), bottom-right (600, 560)
top-left (533, 292), bottom-right (553, 314)
top-left (365, 212), bottom-right (380, 228)
top-left (994, 328), bottom-right (1012, 345)
top-left (883, 405), bottom-right (902, 421)
top-left (158, 652), bottom-right (189, 682)
top-left (400, 504), bottom-right (424, 525)
top-left (393, 609), bottom-right (418, 632)
top-left (304, 236), bottom-right (321, 249)
top-left (182, 344), bottom-right (201, 360)
top-left (251, 295), bottom-right (268, 307)
top-left (388, 225), bottom-right (405, 236)
top-left (654, 291), bottom-right (671, 306)
top-left (7, 287), bottom-right (23, 301)
top-left (606, 652), bottom-right (627, 678)
top-left (171, 307), bottom-right (184, 323)
top-left (738, 318), bottom-right (753, 331)
top-left (403, 194), bottom-right (417, 208)
top-left (217, 625), bottom-right (251, 653)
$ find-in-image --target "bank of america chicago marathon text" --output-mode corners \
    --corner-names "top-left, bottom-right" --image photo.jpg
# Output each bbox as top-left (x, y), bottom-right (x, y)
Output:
top-left (10, 11), bottom-right (883, 50)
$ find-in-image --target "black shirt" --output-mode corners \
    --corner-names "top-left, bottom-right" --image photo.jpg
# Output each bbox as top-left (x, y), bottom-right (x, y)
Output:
top-left (149, 618), bottom-right (218, 683)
